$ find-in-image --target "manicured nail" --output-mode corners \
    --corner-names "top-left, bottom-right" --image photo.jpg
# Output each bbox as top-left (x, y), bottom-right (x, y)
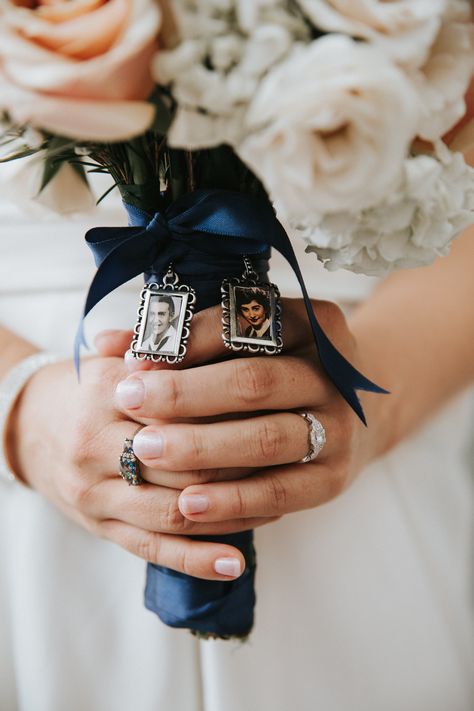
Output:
top-left (115, 378), bottom-right (145, 409)
top-left (179, 494), bottom-right (209, 515)
top-left (214, 558), bottom-right (242, 578)
top-left (132, 429), bottom-right (163, 459)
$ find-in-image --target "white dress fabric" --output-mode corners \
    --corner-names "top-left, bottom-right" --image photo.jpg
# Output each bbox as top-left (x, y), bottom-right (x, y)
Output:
top-left (0, 203), bottom-right (473, 711)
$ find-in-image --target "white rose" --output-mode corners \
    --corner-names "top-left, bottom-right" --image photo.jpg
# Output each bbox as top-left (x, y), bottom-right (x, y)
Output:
top-left (298, 143), bottom-right (474, 276)
top-left (296, 0), bottom-right (447, 68)
top-left (238, 35), bottom-right (420, 223)
top-left (408, 21), bottom-right (474, 141)
top-left (295, 1), bottom-right (474, 142)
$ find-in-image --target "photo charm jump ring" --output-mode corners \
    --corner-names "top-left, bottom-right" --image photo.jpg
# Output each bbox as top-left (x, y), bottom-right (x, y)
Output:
top-left (130, 264), bottom-right (196, 364)
top-left (221, 255), bottom-right (283, 355)
top-left (296, 410), bottom-right (326, 463)
top-left (119, 428), bottom-right (144, 486)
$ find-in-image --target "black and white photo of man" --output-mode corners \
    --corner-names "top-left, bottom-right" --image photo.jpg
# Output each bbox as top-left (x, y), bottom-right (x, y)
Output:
top-left (141, 295), bottom-right (178, 354)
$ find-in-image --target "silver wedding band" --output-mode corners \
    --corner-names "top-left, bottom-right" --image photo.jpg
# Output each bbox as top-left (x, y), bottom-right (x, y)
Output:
top-left (296, 410), bottom-right (326, 463)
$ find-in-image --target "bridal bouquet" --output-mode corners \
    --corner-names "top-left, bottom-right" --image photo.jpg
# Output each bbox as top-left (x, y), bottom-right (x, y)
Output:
top-left (1, 0), bottom-right (474, 273)
top-left (1, 0), bottom-right (473, 639)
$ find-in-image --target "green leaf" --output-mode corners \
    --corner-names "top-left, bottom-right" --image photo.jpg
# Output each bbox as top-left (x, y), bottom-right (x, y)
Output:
top-left (96, 181), bottom-right (119, 206)
top-left (37, 136), bottom-right (78, 192)
top-left (117, 180), bottom-right (164, 214)
top-left (0, 146), bottom-right (40, 163)
top-left (38, 156), bottom-right (62, 193)
top-left (125, 142), bottom-right (150, 185)
top-left (149, 89), bottom-right (174, 136)
top-left (70, 161), bottom-right (89, 187)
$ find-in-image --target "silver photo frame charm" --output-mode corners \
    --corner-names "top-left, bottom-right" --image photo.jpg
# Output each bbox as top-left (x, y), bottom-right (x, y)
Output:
top-left (131, 266), bottom-right (196, 364)
top-left (221, 257), bottom-right (283, 355)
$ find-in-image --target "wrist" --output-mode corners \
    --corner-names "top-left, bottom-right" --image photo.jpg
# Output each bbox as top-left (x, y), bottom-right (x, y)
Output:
top-left (0, 353), bottom-right (62, 484)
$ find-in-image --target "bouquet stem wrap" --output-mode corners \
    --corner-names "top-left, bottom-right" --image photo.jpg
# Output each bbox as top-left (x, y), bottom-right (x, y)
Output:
top-left (77, 189), bottom-right (387, 639)
top-left (126, 198), bottom-right (270, 639)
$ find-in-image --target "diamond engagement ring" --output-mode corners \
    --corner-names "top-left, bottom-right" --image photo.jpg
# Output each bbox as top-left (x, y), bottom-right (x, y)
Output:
top-left (119, 430), bottom-right (143, 486)
top-left (296, 410), bottom-right (326, 463)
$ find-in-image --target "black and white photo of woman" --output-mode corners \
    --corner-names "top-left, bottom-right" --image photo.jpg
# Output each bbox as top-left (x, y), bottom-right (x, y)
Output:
top-left (235, 287), bottom-right (272, 340)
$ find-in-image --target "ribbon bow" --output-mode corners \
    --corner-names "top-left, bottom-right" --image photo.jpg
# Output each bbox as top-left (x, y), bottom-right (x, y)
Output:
top-left (77, 189), bottom-right (387, 424)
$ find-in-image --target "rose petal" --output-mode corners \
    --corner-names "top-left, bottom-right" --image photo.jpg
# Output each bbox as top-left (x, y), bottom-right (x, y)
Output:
top-left (298, 0), bottom-right (446, 67)
top-left (0, 75), bottom-right (155, 140)
top-left (37, 0), bottom-right (107, 23)
top-left (17, 0), bottom-right (131, 59)
top-left (31, 96), bottom-right (155, 141)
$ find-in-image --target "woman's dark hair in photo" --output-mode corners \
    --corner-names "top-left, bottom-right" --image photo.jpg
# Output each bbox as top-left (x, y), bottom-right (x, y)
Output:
top-left (235, 287), bottom-right (271, 319)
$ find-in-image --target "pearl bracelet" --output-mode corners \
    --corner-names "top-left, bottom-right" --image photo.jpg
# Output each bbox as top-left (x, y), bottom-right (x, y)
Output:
top-left (0, 352), bottom-right (62, 483)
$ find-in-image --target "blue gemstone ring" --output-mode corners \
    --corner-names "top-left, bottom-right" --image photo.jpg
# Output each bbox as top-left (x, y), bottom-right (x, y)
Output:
top-left (119, 433), bottom-right (143, 486)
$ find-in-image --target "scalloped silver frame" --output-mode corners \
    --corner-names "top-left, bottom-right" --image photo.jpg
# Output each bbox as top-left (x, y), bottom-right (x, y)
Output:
top-left (221, 278), bottom-right (283, 355)
top-left (131, 281), bottom-right (196, 364)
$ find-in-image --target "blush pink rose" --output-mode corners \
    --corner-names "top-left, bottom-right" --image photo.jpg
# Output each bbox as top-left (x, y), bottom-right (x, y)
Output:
top-left (0, 0), bottom-right (161, 141)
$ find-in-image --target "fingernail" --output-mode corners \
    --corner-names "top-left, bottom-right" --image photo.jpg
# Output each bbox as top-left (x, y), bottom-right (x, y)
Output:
top-left (179, 494), bottom-right (209, 515)
top-left (214, 558), bottom-right (242, 578)
top-left (115, 378), bottom-right (145, 409)
top-left (132, 429), bottom-right (163, 459)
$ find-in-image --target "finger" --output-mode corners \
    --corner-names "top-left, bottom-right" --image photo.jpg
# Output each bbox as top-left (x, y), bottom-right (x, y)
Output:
top-left (177, 460), bottom-right (345, 522)
top-left (79, 420), bottom-right (250, 487)
top-left (182, 300), bottom-right (311, 366)
top-left (102, 298), bottom-right (330, 373)
top-left (143, 465), bottom-right (254, 489)
top-left (132, 412), bottom-right (320, 471)
top-left (92, 422), bottom-right (247, 484)
top-left (114, 355), bottom-right (332, 422)
top-left (82, 477), bottom-right (276, 534)
top-left (95, 330), bottom-right (133, 357)
top-left (99, 521), bottom-right (246, 580)
top-left (124, 350), bottom-right (156, 373)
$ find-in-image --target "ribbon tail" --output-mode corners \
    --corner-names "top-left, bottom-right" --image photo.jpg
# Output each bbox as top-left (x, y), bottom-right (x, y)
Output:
top-left (310, 322), bottom-right (388, 426)
top-left (272, 235), bottom-right (389, 426)
top-left (74, 320), bottom-right (89, 379)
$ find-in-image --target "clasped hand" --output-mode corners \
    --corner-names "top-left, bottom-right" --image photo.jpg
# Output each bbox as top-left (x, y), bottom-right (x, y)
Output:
top-left (10, 299), bottom-right (374, 582)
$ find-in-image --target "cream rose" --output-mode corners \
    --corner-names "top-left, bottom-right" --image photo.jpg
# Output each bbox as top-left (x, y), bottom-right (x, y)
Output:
top-left (296, 0), bottom-right (447, 68)
top-left (237, 35), bottom-right (420, 223)
top-left (409, 21), bottom-right (474, 142)
top-left (0, 0), bottom-right (161, 141)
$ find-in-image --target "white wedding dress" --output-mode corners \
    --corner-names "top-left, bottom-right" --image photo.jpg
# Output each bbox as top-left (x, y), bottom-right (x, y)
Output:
top-left (0, 199), bottom-right (473, 711)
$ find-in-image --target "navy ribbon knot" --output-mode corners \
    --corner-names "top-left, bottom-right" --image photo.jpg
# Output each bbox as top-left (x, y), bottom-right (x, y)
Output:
top-left (77, 188), bottom-right (386, 424)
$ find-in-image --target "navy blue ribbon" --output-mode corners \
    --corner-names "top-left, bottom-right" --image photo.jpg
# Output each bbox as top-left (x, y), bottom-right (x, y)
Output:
top-left (77, 189), bottom-right (386, 424)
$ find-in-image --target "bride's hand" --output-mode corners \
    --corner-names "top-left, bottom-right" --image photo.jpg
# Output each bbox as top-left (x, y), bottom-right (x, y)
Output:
top-left (7, 356), bottom-right (275, 580)
top-left (100, 299), bottom-right (385, 530)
